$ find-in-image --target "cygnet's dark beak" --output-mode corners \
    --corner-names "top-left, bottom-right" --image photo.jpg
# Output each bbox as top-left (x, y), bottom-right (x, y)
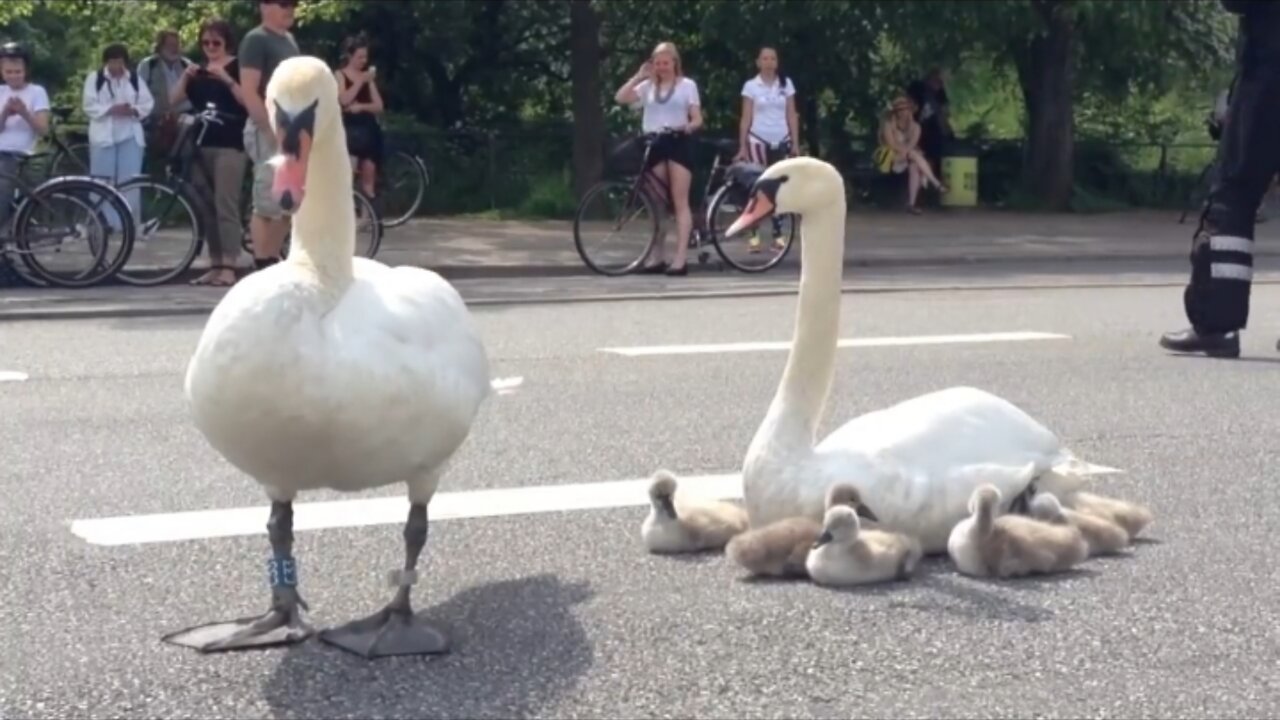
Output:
top-left (812, 529), bottom-right (833, 549)
top-left (659, 495), bottom-right (678, 520)
top-left (856, 504), bottom-right (879, 523)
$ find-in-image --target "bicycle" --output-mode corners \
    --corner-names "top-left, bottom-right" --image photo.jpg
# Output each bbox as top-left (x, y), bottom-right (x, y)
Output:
top-left (573, 128), bottom-right (797, 276)
top-left (368, 142), bottom-right (429, 228)
top-left (43, 107), bottom-right (92, 179)
top-left (0, 151), bottom-right (136, 288)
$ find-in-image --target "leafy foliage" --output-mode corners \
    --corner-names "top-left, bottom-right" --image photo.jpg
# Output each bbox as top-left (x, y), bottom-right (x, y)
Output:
top-left (0, 0), bottom-right (1245, 213)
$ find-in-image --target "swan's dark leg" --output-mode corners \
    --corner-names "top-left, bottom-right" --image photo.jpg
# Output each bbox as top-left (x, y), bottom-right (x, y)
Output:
top-left (319, 502), bottom-right (449, 658)
top-left (162, 501), bottom-right (315, 652)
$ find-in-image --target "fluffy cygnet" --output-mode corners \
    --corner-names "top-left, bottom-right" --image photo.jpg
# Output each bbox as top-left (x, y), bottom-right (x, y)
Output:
top-left (948, 484), bottom-right (1088, 579)
top-left (725, 482), bottom-right (880, 578)
top-left (804, 505), bottom-right (923, 587)
top-left (1030, 491), bottom-right (1130, 556)
top-left (641, 470), bottom-right (749, 554)
top-left (1062, 491), bottom-right (1154, 540)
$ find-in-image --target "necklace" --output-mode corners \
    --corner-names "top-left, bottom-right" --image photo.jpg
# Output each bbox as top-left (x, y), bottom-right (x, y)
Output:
top-left (653, 78), bottom-right (675, 104)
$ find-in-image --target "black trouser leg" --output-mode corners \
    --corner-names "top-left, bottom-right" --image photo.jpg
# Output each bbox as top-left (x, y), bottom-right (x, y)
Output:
top-left (1183, 64), bottom-right (1280, 334)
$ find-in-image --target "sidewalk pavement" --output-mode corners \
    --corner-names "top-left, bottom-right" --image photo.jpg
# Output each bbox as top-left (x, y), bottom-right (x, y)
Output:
top-left (4, 208), bottom-right (1280, 322)
top-left (333, 208), bottom-right (1280, 278)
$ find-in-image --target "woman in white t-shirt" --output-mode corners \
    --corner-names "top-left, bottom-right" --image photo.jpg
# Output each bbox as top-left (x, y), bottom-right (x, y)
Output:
top-left (735, 46), bottom-right (799, 166)
top-left (734, 46), bottom-right (799, 253)
top-left (613, 41), bottom-right (703, 276)
top-left (0, 42), bottom-right (50, 228)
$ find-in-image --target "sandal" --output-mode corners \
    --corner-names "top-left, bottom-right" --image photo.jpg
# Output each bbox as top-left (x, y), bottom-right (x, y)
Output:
top-left (191, 265), bottom-right (237, 287)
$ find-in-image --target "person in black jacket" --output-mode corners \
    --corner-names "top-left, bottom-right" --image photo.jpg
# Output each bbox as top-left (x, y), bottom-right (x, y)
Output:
top-left (1161, 0), bottom-right (1280, 358)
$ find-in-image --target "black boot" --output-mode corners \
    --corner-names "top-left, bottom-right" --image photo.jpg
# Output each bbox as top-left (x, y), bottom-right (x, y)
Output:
top-left (1159, 328), bottom-right (1240, 358)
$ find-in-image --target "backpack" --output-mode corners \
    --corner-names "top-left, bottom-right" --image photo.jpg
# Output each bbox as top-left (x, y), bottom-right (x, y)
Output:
top-left (96, 67), bottom-right (139, 96)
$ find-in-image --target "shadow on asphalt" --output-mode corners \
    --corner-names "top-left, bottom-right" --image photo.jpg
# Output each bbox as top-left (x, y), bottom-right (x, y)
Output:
top-left (262, 573), bottom-right (595, 719)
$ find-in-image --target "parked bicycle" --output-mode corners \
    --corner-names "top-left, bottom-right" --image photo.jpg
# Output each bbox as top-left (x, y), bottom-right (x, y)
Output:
top-left (573, 128), bottom-right (798, 276)
top-left (0, 151), bottom-right (137, 288)
top-left (115, 103), bottom-right (381, 283)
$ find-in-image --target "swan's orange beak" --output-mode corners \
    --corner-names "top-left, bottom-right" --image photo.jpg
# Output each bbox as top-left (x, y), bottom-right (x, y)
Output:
top-left (725, 193), bottom-right (774, 238)
top-left (270, 132), bottom-right (310, 213)
top-left (270, 99), bottom-right (318, 213)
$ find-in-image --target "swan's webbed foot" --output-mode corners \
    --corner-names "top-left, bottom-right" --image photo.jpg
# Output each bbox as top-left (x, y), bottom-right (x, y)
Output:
top-left (162, 501), bottom-right (316, 652)
top-left (320, 502), bottom-right (449, 658)
top-left (162, 584), bottom-right (315, 652)
top-left (319, 599), bottom-right (449, 658)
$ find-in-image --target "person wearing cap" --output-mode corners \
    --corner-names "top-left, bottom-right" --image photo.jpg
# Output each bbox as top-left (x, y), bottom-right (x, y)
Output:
top-left (0, 42), bottom-right (49, 229)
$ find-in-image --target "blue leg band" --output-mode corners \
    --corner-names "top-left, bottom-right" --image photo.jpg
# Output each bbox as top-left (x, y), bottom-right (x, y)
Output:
top-left (268, 555), bottom-right (298, 588)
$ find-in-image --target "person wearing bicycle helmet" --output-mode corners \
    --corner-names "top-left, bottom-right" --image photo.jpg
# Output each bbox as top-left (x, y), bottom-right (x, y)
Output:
top-left (735, 46), bottom-right (799, 254)
top-left (1160, 0), bottom-right (1280, 358)
top-left (614, 41), bottom-right (703, 276)
top-left (0, 42), bottom-right (50, 229)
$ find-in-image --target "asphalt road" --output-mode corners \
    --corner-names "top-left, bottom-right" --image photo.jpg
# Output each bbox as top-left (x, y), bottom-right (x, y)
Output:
top-left (4, 278), bottom-right (1280, 719)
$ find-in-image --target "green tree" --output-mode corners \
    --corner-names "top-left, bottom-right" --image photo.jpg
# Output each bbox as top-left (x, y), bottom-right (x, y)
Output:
top-left (889, 0), bottom-right (1234, 210)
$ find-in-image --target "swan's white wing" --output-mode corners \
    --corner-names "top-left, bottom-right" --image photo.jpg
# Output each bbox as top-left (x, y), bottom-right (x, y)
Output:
top-left (814, 386), bottom-right (1082, 552)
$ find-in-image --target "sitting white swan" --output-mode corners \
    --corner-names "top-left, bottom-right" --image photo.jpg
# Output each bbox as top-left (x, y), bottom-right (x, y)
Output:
top-left (163, 57), bottom-right (492, 659)
top-left (724, 157), bottom-right (1120, 555)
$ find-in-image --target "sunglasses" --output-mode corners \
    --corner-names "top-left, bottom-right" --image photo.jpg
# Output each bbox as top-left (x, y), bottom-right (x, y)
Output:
top-left (201, 38), bottom-right (224, 48)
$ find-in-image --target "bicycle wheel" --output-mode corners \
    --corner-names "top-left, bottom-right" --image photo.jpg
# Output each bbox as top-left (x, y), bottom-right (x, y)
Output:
top-left (352, 188), bottom-right (383, 258)
top-left (706, 183), bottom-right (798, 273)
top-left (10, 182), bottom-right (113, 288)
top-left (276, 190), bottom-right (383, 261)
top-left (377, 150), bottom-right (428, 228)
top-left (573, 180), bottom-right (661, 276)
top-left (113, 177), bottom-right (206, 286)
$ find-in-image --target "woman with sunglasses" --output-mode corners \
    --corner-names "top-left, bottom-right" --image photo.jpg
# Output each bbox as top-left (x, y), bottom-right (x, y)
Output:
top-left (171, 18), bottom-right (249, 287)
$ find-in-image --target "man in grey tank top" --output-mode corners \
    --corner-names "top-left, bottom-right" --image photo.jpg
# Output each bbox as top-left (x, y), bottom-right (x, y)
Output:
top-left (238, 0), bottom-right (300, 270)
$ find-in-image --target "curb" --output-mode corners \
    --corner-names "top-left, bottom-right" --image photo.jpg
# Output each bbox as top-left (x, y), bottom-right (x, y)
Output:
top-left (8, 276), bottom-right (1280, 323)
top-left (9, 248), bottom-right (1280, 288)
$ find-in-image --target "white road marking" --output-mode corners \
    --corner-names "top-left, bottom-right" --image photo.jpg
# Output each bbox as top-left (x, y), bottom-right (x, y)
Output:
top-left (598, 331), bottom-right (1072, 356)
top-left (490, 376), bottom-right (524, 395)
top-left (69, 473), bottom-right (743, 547)
top-left (0, 370), bottom-right (29, 382)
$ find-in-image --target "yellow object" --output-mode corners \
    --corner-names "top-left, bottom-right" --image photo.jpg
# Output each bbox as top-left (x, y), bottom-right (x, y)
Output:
top-left (872, 145), bottom-right (894, 174)
top-left (941, 154), bottom-right (978, 207)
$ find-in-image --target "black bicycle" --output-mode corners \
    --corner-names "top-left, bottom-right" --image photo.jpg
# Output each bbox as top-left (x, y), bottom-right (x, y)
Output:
top-left (0, 152), bottom-right (136, 288)
top-left (573, 128), bottom-right (797, 276)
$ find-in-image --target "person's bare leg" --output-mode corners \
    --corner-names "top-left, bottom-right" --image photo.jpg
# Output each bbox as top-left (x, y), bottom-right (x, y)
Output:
top-left (359, 159), bottom-right (377, 199)
top-left (909, 150), bottom-right (946, 190)
top-left (251, 215), bottom-right (288, 262)
top-left (668, 160), bottom-right (693, 270)
top-left (642, 162), bottom-right (669, 268)
top-left (907, 165), bottom-right (921, 211)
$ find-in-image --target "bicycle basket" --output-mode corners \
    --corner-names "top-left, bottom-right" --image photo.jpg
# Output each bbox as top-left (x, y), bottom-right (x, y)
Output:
top-left (605, 136), bottom-right (646, 178)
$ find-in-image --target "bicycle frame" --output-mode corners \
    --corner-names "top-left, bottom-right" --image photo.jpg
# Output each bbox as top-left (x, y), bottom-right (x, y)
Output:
top-left (620, 130), bottom-right (731, 241)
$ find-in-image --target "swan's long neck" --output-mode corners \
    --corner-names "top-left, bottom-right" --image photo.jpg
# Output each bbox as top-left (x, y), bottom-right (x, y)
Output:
top-left (751, 195), bottom-right (847, 457)
top-left (288, 120), bottom-right (356, 287)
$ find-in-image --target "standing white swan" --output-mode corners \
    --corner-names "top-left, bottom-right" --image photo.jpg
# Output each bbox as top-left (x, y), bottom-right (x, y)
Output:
top-left (163, 57), bottom-right (492, 658)
top-left (724, 157), bottom-right (1120, 554)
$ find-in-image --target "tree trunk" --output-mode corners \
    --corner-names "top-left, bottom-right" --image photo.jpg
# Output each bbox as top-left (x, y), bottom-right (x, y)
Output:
top-left (569, 0), bottom-right (604, 199)
top-left (1014, 0), bottom-right (1076, 211)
